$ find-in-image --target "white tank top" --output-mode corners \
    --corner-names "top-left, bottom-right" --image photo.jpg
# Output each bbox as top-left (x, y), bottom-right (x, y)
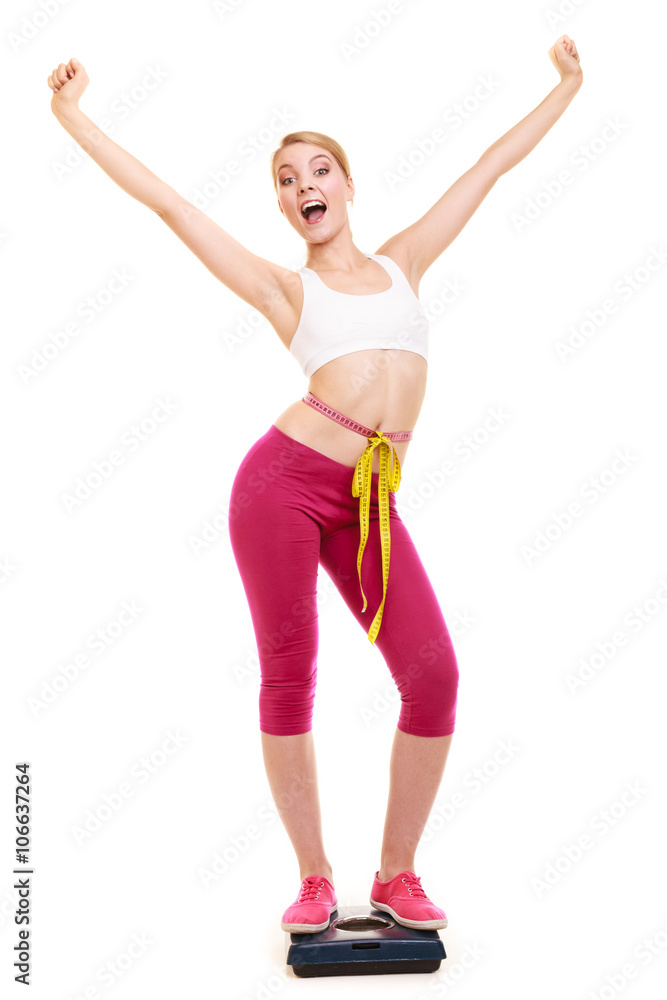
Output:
top-left (289, 253), bottom-right (429, 379)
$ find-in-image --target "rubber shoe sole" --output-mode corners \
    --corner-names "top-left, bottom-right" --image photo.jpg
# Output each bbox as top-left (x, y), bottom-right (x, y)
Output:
top-left (369, 896), bottom-right (447, 930)
top-left (281, 902), bottom-right (338, 934)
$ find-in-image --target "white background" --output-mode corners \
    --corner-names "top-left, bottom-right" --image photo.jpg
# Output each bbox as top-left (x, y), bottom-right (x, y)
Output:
top-left (2, 0), bottom-right (666, 997)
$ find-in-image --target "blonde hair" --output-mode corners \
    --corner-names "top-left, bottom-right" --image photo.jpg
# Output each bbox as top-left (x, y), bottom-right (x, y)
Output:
top-left (271, 131), bottom-right (352, 204)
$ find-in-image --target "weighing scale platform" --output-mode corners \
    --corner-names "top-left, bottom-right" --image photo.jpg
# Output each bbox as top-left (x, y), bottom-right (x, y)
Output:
top-left (285, 904), bottom-right (446, 977)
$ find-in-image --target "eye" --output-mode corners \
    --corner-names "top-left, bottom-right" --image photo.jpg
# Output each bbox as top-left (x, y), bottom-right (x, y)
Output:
top-left (280, 166), bottom-right (328, 186)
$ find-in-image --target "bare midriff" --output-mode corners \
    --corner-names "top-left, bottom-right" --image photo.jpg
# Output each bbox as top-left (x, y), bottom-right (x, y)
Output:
top-left (273, 348), bottom-right (427, 474)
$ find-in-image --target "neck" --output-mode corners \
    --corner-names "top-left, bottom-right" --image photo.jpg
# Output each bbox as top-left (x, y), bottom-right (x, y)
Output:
top-left (303, 221), bottom-right (367, 273)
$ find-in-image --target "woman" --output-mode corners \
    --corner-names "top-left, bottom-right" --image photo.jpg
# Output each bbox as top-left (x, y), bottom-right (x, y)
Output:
top-left (47, 34), bottom-right (582, 935)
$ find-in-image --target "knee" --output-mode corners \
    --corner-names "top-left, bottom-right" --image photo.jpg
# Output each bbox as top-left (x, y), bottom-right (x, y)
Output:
top-left (394, 638), bottom-right (459, 738)
top-left (258, 657), bottom-right (317, 736)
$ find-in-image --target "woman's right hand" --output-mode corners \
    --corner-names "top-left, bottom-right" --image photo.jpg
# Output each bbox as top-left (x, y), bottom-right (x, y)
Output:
top-left (47, 58), bottom-right (89, 113)
top-left (547, 35), bottom-right (582, 85)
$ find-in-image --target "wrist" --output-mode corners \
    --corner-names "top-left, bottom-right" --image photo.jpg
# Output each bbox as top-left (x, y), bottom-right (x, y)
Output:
top-left (52, 101), bottom-right (81, 124)
top-left (558, 72), bottom-right (583, 94)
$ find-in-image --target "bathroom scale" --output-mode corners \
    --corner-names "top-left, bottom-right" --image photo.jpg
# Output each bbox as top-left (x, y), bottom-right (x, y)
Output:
top-left (285, 904), bottom-right (446, 977)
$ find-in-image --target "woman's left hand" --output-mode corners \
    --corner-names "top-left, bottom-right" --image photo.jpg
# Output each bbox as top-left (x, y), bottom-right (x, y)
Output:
top-left (548, 34), bottom-right (583, 84)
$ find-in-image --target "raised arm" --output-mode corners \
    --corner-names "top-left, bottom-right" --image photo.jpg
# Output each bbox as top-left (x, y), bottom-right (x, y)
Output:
top-left (47, 59), bottom-right (288, 314)
top-left (377, 35), bottom-right (583, 286)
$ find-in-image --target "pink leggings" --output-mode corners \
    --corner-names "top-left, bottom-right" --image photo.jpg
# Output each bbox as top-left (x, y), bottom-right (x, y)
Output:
top-left (228, 424), bottom-right (459, 737)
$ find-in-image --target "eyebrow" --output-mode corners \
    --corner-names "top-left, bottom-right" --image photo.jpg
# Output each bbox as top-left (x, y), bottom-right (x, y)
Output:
top-left (277, 154), bottom-right (331, 173)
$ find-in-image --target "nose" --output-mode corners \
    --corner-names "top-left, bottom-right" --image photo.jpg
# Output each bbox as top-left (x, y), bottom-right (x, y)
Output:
top-left (299, 181), bottom-right (315, 194)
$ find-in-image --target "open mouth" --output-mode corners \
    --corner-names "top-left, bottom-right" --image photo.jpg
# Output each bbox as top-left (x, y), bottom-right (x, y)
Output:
top-left (301, 199), bottom-right (327, 224)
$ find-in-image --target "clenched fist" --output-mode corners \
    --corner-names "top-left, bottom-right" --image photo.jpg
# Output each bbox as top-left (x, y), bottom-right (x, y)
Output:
top-left (548, 35), bottom-right (583, 84)
top-left (47, 58), bottom-right (89, 113)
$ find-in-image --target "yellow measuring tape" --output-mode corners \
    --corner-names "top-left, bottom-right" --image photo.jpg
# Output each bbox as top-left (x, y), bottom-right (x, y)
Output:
top-left (352, 432), bottom-right (402, 644)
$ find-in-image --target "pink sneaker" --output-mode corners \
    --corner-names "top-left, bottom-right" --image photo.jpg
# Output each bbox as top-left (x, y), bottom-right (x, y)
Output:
top-left (370, 870), bottom-right (448, 930)
top-left (281, 875), bottom-right (338, 933)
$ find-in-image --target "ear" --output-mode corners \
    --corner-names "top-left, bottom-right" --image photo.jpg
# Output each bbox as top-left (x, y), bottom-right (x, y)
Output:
top-left (277, 198), bottom-right (285, 216)
top-left (346, 175), bottom-right (355, 202)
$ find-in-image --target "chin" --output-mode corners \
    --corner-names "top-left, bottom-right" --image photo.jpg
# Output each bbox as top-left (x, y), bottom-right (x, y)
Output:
top-left (301, 218), bottom-right (337, 240)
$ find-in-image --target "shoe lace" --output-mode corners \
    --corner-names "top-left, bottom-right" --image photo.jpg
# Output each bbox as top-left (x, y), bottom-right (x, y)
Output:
top-left (297, 876), bottom-right (326, 902)
top-left (401, 873), bottom-right (428, 899)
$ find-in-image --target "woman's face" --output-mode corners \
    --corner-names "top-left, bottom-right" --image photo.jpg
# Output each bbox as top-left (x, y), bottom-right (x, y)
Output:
top-left (275, 142), bottom-right (354, 241)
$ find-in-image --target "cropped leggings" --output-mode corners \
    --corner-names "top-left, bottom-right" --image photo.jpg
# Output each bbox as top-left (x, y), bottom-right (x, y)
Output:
top-left (228, 424), bottom-right (459, 737)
